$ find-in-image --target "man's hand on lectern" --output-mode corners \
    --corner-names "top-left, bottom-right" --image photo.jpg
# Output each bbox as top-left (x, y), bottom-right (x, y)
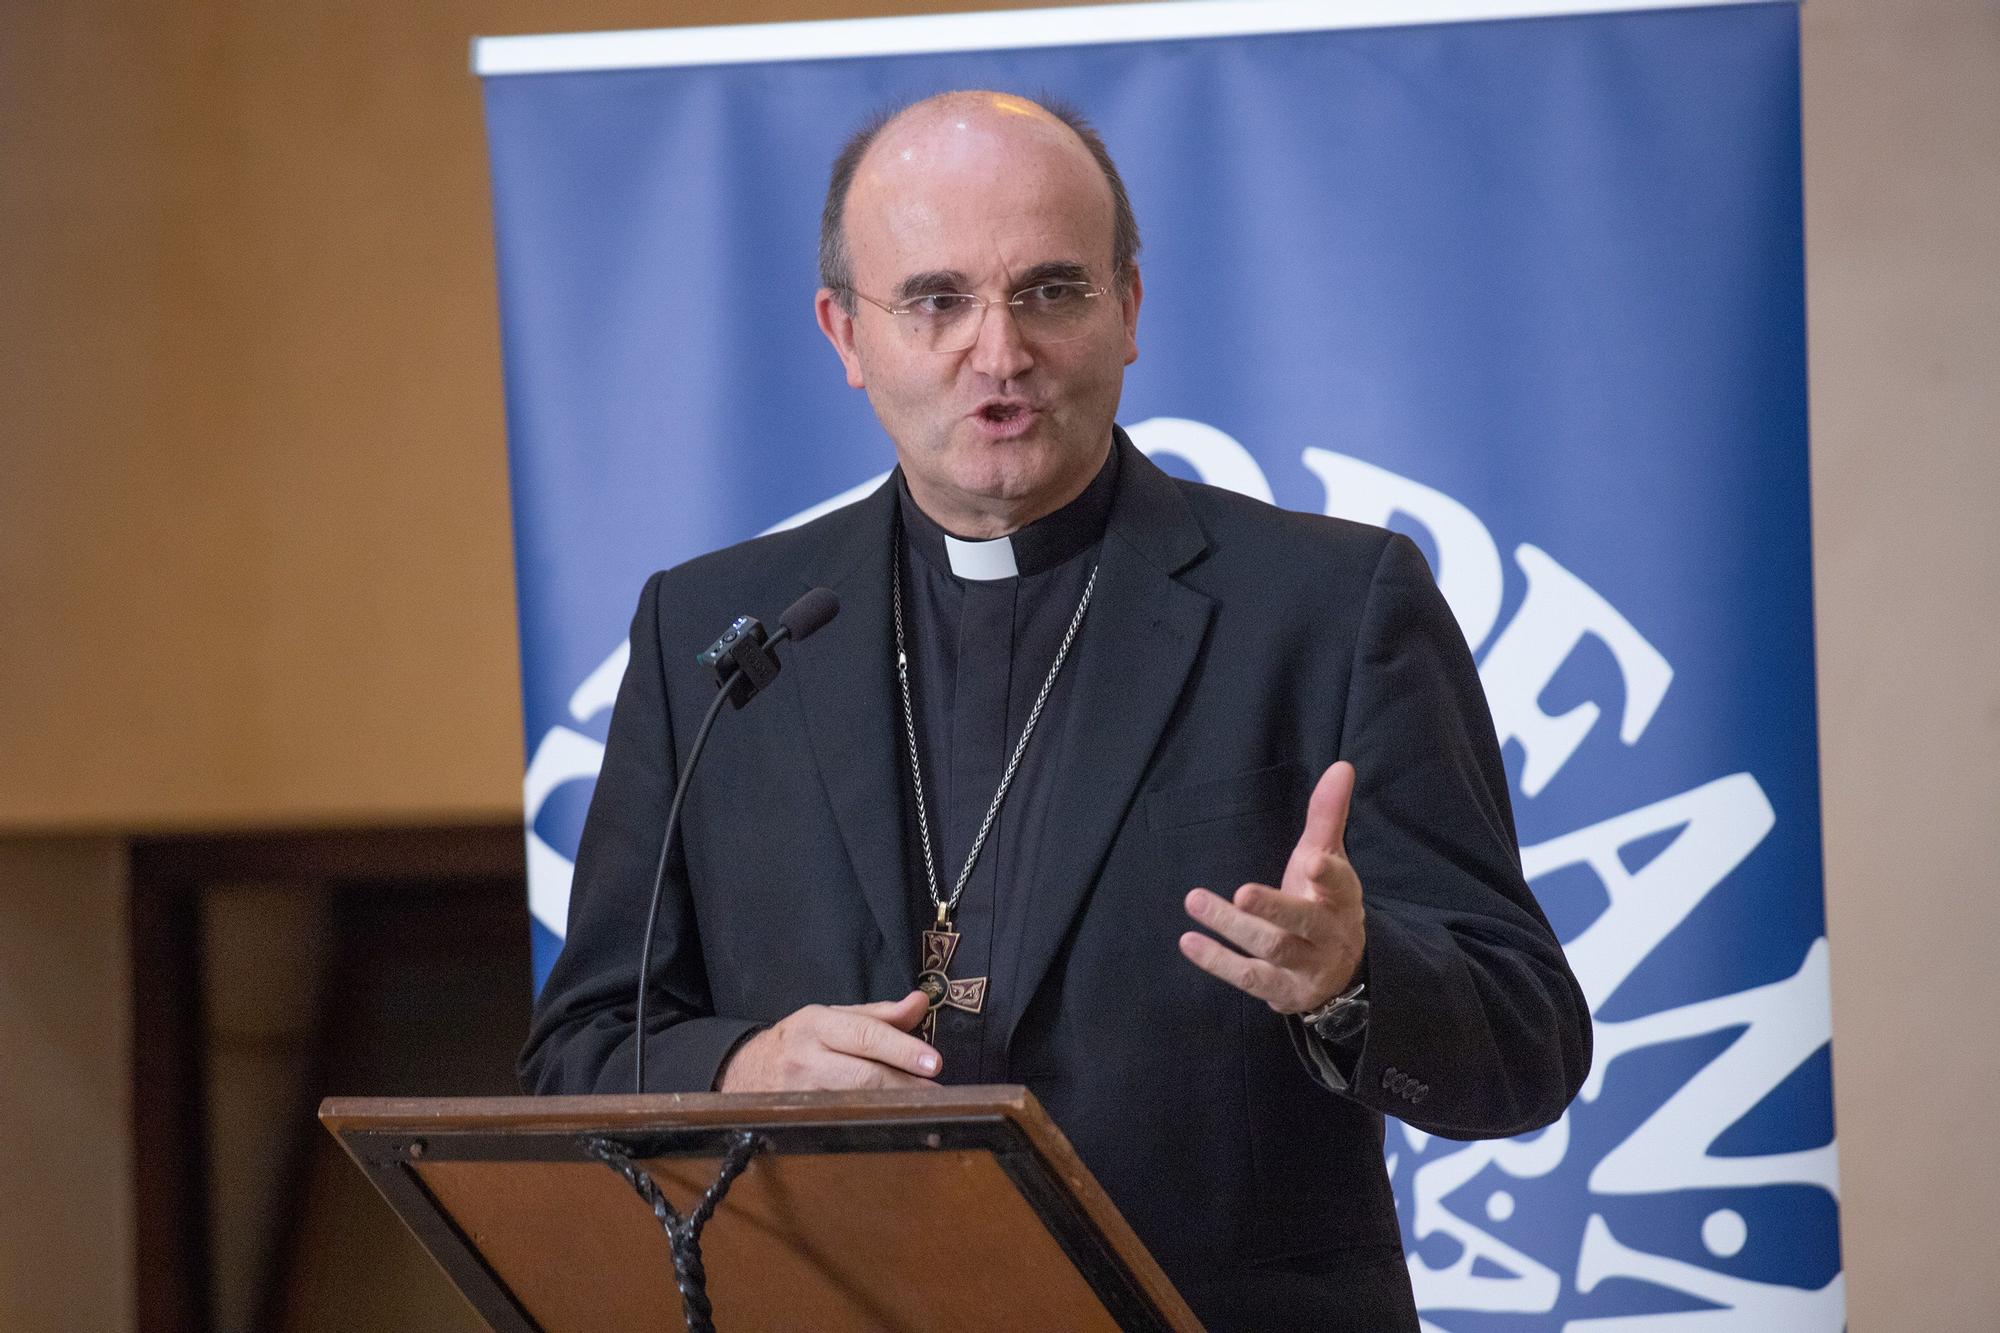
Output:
top-left (715, 989), bottom-right (942, 1092)
top-left (1177, 759), bottom-right (1367, 1015)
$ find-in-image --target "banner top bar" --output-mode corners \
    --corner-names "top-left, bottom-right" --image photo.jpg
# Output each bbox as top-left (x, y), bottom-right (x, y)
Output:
top-left (473, 0), bottom-right (1786, 77)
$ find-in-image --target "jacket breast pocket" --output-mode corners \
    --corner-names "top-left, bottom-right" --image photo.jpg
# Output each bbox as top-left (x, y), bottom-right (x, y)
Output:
top-left (1144, 760), bottom-right (1310, 891)
top-left (1144, 759), bottom-right (1311, 832)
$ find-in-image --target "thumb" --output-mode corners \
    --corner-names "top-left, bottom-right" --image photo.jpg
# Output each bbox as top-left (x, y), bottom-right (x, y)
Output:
top-left (849, 989), bottom-right (931, 1032)
top-left (1296, 760), bottom-right (1355, 861)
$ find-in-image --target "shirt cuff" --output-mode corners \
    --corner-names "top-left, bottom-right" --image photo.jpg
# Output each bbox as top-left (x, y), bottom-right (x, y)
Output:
top-left (705, 1022), bottom-right (770, 1092)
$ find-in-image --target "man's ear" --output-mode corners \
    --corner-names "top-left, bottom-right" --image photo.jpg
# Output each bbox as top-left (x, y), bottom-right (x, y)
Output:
top-left (815, 289), bottom-right (867, 389)
top-left (1119, 265), bottom-right (1143, 367)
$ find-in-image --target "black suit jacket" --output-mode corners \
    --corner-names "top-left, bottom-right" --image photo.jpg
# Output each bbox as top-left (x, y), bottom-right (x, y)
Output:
top-left (523, 433), bottom-right (1591, 1331)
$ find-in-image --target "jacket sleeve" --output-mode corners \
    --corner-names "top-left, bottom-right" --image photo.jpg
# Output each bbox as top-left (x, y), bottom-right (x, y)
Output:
top-left (1292, 533), bottom-right (1592, 1139)
top-left (517, 571), bottom-right (764, 1095)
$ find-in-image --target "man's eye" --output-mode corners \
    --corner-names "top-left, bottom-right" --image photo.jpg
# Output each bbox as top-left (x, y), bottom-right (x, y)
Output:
top-left (1019, 282), bottom-right (1088, 308)
top-left (905, 294), bottom-right (976, 318)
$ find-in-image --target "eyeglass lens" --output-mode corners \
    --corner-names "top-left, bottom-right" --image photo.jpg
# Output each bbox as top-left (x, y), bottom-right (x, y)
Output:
top-left (908, 286), bottom-right (1103, 352)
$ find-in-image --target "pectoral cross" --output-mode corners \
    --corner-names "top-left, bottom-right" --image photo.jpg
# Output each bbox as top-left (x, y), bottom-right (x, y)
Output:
top-left (916, 910), bottom-right (987, 1044)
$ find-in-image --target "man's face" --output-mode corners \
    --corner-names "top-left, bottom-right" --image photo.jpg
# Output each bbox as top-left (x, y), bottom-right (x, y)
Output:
top-left (816, 98), bottom-right (1141, 535)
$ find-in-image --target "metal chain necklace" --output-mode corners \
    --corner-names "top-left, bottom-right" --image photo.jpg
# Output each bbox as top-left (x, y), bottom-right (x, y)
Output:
top-left (893, 528), bottom-right (1098, 1040)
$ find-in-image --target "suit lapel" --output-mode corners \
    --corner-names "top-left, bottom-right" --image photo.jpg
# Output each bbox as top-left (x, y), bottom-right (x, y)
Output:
top-left (785, 477), bottom-right (918, 967)
top-left (998, 437), bottom-right (1215, 1051)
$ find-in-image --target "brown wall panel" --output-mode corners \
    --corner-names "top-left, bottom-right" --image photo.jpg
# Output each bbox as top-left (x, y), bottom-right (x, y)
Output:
top-left (0, 0), bottom-right (1080, 833)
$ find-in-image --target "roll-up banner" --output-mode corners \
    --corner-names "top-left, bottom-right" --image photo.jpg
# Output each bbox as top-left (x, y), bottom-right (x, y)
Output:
top-left (477, 1), bottom-right (1838, 1324)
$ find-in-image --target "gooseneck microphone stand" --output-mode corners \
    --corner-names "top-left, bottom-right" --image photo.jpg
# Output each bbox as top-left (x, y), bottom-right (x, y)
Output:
top-left (634, 587), bottom-right (838, 1094)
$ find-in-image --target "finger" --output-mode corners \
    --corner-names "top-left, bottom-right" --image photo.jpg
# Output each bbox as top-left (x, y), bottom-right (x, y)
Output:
top-left (823, 1009), bottom-right (942, 1078)
top-left (1287, 836), bottom-right (1362, 898)
top-left (845, 990), bottom-right (931, 1030)
top-left (1185, 887), bottom-right (1295, 961)
top-left (1296, 761), bottom-right (1356, 860)
top-left (824, 1054), bottom-right (937, 1091)
top-left (1177, 929), bottom-right (1294, 1007)
top-left (1230, 882), bottom-right (1330, 941)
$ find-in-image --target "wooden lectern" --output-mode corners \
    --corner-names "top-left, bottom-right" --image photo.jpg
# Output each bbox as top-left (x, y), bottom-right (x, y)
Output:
top-left (319, 1087), bottom-right (1202, 1332)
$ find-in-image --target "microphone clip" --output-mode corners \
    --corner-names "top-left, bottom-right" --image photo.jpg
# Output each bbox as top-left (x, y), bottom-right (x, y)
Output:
top-left (695, 615), bottom-right (782, 708)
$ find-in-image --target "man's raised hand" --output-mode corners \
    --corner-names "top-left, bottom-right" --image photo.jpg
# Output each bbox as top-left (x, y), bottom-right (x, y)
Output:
top-left (715, 990), bottom-right (942, 1093)
top-left (1178, 760), bottom-right (1367, 1014)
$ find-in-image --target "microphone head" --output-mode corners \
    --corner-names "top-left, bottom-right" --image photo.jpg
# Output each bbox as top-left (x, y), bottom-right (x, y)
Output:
top-left (779, 587), bottom-right (840, 642)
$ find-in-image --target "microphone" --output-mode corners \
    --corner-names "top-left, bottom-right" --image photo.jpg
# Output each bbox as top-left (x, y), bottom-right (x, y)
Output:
top-left (695, 586), bottom-right (843, 707)
top-left (778, 585), bottom-right (840, 641)
top-left (634, 588), bottom-right (840, 1092)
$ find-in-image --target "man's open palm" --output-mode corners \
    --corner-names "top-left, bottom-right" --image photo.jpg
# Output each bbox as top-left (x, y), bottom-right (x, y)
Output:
top-left (1178, 760), bottom-right (1367, 1014)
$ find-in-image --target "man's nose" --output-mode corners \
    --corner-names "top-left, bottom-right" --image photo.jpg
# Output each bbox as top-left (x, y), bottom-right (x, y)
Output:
top-left (966, 300), bottom-right (1035, 381)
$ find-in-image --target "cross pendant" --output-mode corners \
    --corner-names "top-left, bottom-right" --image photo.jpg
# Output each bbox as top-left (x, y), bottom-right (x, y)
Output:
top-left (916, 915), bottom-right (987, 1045)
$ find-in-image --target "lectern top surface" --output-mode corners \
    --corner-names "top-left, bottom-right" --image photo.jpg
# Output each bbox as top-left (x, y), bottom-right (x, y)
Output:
top-left (320, 1087), bottom-right (1200, 1333)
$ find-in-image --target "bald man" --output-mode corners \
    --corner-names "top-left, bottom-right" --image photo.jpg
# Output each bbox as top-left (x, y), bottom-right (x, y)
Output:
top-left (524, 92), bottom-right (1590, 1331)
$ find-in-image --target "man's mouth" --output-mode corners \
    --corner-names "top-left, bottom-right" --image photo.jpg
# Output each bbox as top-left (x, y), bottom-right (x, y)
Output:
top-left (972, 397), bottom-right (1043, 428)
top-left (970, 400), bottom-right (1041, 440)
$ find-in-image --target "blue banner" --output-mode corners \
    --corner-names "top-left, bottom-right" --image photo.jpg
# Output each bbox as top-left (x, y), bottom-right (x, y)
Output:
top-left (481, 2), bottom-right (1838, 1324)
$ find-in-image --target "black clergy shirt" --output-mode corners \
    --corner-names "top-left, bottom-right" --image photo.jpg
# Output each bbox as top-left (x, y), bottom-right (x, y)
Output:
top-left (894, 443), bottom-right (1119, 1084)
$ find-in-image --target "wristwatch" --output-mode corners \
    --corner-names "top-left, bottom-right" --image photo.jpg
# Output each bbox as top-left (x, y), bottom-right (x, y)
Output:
top-left (1298, 978), bottom-right (1369, 1044)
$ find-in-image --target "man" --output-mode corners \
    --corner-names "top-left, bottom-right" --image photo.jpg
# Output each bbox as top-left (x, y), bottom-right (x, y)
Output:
top-left (523, 91), bottom-right (1590, 1331)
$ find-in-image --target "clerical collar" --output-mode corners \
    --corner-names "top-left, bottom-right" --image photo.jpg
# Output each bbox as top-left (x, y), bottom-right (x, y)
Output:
top-left (896, 443), bottom-right (1120, 582)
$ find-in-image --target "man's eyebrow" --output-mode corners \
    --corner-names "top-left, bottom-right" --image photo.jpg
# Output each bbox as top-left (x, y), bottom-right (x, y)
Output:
top-left (893, 270), bottom-right (970, 301)
top-left (1014, 260), bottom-right (1093, 287)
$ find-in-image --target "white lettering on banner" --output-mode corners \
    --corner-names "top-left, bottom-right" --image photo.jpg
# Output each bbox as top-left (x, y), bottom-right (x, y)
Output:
top-left (569, 638), bottom-right (630, 720)
top-left (1479, 544), bottom-right (1674, 798)
top-left (1522, 774), bottom-right (1776, 1018)
top-left (1398, 774), bottom-right (1828, 1327)
top-left (1133, 421), bottom-right (1671, 800)
top-left (516, 418), bottom-right (1840, 1326)
top-left (526, 822), bottom-right (581, 939)
top-left (1299, 445), bottom-right (1506, 654)
top-left (523, 722), bottom-right (609, 935)
top-left (1567, 1214), bottom-right (1845, 1331)
top-left (1589, 939), bottom-right (1837, 1197)
top-left (1404, 1117), bottom-right (1569, 1314)
top-left (518, 472), bottom-right (894, 941)
top-left (1126, 416), bottom-right (1276, 503)
top-left (521, 642), bottom-right (625, 937)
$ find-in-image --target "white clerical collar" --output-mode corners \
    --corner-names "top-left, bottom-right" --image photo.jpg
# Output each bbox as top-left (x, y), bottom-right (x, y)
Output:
top-left (942, 533), bottom-right (1019, 581)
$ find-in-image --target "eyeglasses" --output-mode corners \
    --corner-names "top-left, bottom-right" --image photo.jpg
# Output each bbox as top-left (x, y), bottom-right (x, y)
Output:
top-left (846, 280), bottom-right (1110, 353)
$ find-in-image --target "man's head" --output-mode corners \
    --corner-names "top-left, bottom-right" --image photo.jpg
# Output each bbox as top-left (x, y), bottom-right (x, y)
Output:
top-left (814, 91), bottom-right (1143, 538)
